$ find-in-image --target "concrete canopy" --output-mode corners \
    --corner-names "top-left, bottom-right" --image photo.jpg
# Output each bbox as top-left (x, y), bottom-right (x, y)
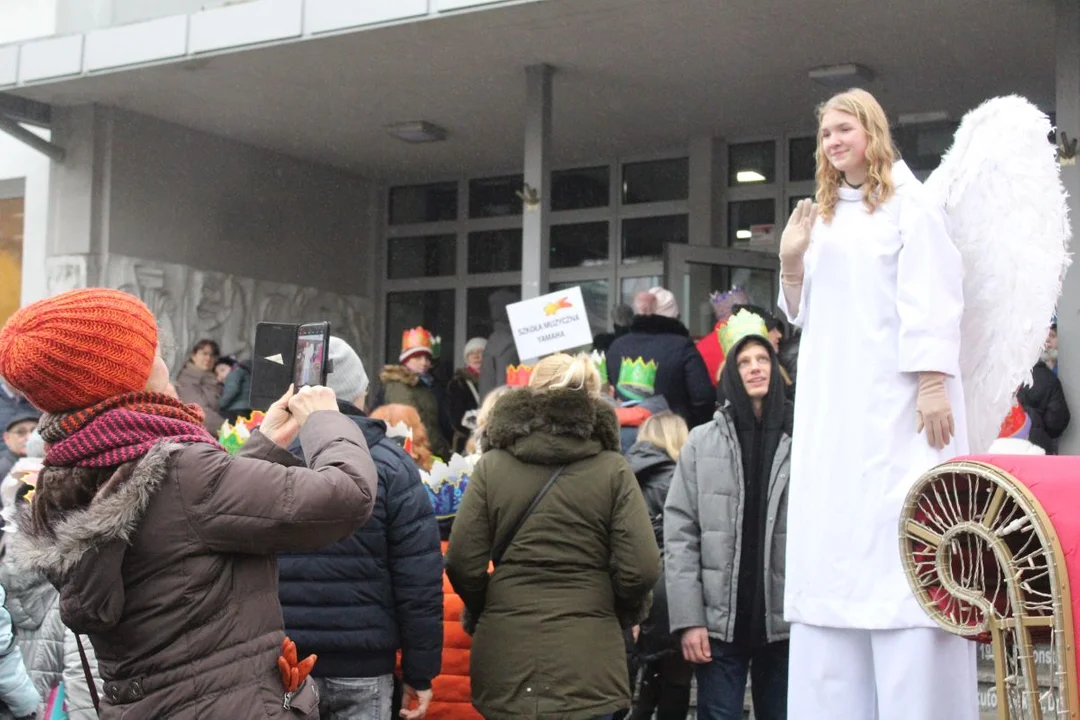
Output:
top-left (7, 0), bottom-right (1055, 181)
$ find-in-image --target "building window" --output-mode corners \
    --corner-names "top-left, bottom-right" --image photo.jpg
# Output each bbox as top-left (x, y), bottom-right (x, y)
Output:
top-left (622, 214), bottom-right (688, 264)
top-left (468, 228), bottom-right (522, 273)
top-left (385, 290), bottom-right (456, 365)
top-left (622, 158), bottom-right (689, 205)
top-left (552, 279), bottom-right (609, 338)
top-left (728, 199), bottom-right (775, 250)
top-left (389, 182), bottom-right (457, 225)
top-left (551, 221), bottom-right (609, 269)
top-left (728, 141), bottom-right (777, 186)
top-left (387, 234), bottom-right (457, 279)
top-left (469, 175), bottom-right (524, 218)
top-left (466, 285), bottom-right (519, 341)
top-left (0, 197), bottom-right (23, 327)
top-left (894, 122), bottom-right (959, 172)
top-left (552, 166), bottom-right (610, 210)
top-left (789, 137), bottom-right (817, 183)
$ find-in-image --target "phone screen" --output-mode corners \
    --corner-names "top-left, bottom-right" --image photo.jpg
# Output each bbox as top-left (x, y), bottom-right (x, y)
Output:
top-left (293, 324), bottom-right (328, 388)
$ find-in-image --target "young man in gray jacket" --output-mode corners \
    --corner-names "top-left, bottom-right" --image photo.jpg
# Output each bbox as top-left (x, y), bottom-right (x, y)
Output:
top-left (664, 310), bottom-right (792, 720)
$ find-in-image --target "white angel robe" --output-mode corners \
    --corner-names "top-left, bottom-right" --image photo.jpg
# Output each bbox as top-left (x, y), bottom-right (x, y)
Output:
top-left (780, 161), bottom-right (968, 629)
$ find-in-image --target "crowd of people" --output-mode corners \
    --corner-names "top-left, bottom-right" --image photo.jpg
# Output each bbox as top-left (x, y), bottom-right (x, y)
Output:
top-left (0, 87), bottom-right (1066, 720)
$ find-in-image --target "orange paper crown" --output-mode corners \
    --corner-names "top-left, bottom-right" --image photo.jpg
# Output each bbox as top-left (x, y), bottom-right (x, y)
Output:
top-left (506, 364), bottom-right (533, 387)
top-left (400, 327), bottom-right (435, 363)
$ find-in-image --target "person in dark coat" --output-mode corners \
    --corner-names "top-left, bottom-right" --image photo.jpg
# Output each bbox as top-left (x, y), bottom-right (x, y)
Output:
top-left (0, 380), bottom-right (35, 434)
top-left (624, 413), bottom-right (694, 720)
top-left (1018, 329), bottom-right (1071, 454)
top-left (447, 338), bottom-right (486, 454)
top-left (218, 360), bottom-right (253, 424)
top-left (279, 337), bottom-right (443, 720)
top-left (607, 289), bottom-right (714, 428)
top-left (478, 289), bottom-right (520, 397)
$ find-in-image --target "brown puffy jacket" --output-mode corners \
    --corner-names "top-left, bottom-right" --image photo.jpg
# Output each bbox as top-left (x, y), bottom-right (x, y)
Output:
top-left (10, 411), bottom-right (377, 719)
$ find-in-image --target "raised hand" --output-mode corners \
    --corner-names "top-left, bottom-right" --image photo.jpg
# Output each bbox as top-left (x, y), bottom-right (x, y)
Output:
top-left (287, 385), bottom-right (339, 426)
top-left (780, 198), bottom-right (818, 268)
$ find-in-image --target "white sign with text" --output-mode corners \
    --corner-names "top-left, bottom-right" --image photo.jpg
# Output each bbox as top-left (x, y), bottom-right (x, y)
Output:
top-left (506, 286), bottom-right (594, 360)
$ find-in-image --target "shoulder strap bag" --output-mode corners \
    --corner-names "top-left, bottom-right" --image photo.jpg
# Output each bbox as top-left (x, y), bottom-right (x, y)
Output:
top-left (490, 463), bottom-right (567, 568)
top-left (76, 634), bottom-right (100, 716)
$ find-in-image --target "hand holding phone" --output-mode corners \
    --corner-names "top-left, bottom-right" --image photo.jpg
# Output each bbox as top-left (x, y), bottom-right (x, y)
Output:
top-left (260, 385), bottom-right (300, 448)
top-left (288, 386), bottom-right (339, 425)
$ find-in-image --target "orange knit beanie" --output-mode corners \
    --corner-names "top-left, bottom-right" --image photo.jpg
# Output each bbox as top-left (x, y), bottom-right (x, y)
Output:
top-left (0, 288), bottom-right (159, 413)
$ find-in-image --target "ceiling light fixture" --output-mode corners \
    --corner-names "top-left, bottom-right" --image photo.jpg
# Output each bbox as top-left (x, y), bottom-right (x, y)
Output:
top-left (808, 63), bottom-right (875, 88)
top-left (736, 230), bottom-right (752, 240)
top-left (386, 121), bottom-right (448, 143)
top-left (736, 170), bottom-right (766, 183)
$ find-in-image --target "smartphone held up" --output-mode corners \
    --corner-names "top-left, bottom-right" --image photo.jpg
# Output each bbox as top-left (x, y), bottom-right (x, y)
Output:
top-left (249, 321), bottom-right (331, 412)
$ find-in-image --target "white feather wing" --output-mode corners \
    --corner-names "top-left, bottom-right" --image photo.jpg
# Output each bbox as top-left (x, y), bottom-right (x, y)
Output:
top-left (924, 95), bottom-right (1071, 454)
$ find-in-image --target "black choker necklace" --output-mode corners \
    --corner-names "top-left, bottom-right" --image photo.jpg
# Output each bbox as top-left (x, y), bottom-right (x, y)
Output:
top-left (843, 177), bottom-right (865, 190)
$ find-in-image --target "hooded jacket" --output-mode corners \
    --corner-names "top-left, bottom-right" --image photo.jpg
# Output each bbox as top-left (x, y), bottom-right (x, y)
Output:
top-left (445, 389), bottom-right (660, 719)
top-left (1018, 360), bottom-right (1071, 454)
top-left (624, 441), bottom-right (675, 549)
top-left (279, 402), bottom-right (443, 689)
top-left (606, 315), bottom-right (715, 428)
top-left (665, 336), bottom-right (792, 647)
top-left (9, 412), bottom-right (378, 719)
top-left (0, 554), bottom-right (99, 719)
top-left (478, 290), bottom-right (520, 397)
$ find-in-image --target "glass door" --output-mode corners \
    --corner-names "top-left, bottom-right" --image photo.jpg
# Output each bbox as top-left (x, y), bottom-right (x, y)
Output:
top-left (663, 244), bottom-right (779, 339)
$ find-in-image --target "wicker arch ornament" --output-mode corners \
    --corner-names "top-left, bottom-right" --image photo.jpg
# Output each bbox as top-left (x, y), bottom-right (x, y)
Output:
top-left (900, 456), bottom-right (1080, 719)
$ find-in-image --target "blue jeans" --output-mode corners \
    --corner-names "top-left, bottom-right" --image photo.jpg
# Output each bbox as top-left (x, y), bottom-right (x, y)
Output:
top-left (694, 639), bottom-right (788, 720)
top-left (314, 674), bottom-right (393, 720)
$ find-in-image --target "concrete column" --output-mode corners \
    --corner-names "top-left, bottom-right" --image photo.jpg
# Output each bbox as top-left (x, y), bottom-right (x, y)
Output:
top-left (520, 64), bottom-right (552, 301)
top-left (1055, 0), bottom-right (1080, 453)
top-left (687, 135), bottom-right (726, 331)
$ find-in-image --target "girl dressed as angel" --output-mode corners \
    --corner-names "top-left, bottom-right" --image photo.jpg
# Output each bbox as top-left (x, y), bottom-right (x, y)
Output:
top-left (778, 88), bottom-right (978, 718)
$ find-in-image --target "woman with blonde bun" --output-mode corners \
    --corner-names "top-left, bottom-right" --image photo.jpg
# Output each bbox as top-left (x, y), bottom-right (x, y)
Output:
top-left (446, 353), bottom-right (660, 719)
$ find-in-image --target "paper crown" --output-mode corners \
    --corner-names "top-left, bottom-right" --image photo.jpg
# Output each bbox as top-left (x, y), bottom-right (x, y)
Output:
top-left (218, 411), bottom-right (267, 455)
top-left (710, 287), bottom-right (750, 321)
top-left (718, 309), bottom-right (770, 357)
top-left (617, 357), bottom-right (658, 402)
top-left (506, 364), bottom-right (533, 387)
top-left (590, 350), bottom-right (608, 385)
top-left (421, 453), bottom-right (475, 519)
top-left (384, 420), bottom-right (414, 455)
top-left (401, 327), bottom-right (439, 362)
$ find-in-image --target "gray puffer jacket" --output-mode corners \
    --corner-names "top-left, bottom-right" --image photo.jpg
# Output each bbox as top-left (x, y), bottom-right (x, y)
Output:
top-left (0, 554), bottom-right (100, 719)
top-left (663, 409), bottom-right (791, 643)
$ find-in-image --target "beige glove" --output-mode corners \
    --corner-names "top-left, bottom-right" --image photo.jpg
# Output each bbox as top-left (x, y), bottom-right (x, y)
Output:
top-left (779, 198), bottom-right (818, 284)
top-left (916, 372), bottom-right (955, 450)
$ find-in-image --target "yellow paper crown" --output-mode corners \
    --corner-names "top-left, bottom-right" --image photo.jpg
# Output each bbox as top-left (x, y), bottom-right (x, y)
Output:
top-left (718, 309), bottom-right (770, 357)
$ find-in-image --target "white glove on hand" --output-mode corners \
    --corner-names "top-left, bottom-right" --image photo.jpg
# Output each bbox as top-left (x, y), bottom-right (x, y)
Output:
top-left (779, 198), bottom-right (818, 283)
top-left (916, 372), bottom-right (955, 450)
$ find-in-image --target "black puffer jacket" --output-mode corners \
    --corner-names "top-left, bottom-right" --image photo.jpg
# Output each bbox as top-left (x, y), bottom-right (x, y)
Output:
top-left (606, 315), bottom-right (714, 428)
top-left (278, 402), bottom-right (444, 689)
top-left (624, 442), bottom-right (675, 548)
top-left (624, 441), bottom-right (678, 662)
top-left (1018, 361), bottom-right (1071, 454)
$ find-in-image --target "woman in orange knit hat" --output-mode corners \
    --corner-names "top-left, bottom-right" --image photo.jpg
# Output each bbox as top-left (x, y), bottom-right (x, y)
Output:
top-left (0, 287), bottom-right (379, 719)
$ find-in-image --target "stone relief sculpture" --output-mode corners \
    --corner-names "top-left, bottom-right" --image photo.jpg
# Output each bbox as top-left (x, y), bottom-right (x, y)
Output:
top-left (47, 253), bottom-right (373, 376)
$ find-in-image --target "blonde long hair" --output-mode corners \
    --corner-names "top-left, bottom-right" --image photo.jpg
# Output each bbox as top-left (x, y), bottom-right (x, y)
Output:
top-left (528, 353), bottom-right (602, 396)
top-left (815, 88), bottom-right (897, 222)
top-left (637, 412), bottom-right (689, 462)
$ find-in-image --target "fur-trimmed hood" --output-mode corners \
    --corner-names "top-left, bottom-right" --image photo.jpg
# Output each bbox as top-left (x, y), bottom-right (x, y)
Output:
top-left (629, 314), bottom-right (690, 337)
top-left (10, 443), bottom-right (176, 632)
top-left (484, 388), bottom-right (620, 464)
top-left (380, 364), bottom-right (421, 387)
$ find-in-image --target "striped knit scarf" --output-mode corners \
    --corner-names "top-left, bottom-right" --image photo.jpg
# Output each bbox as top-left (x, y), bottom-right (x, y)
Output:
top-left (39, 392), bottom-right (223, 468)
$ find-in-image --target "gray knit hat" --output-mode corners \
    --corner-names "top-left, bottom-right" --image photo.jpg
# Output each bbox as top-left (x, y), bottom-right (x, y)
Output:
top-left (326, 336), bottom-right (369, 404)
